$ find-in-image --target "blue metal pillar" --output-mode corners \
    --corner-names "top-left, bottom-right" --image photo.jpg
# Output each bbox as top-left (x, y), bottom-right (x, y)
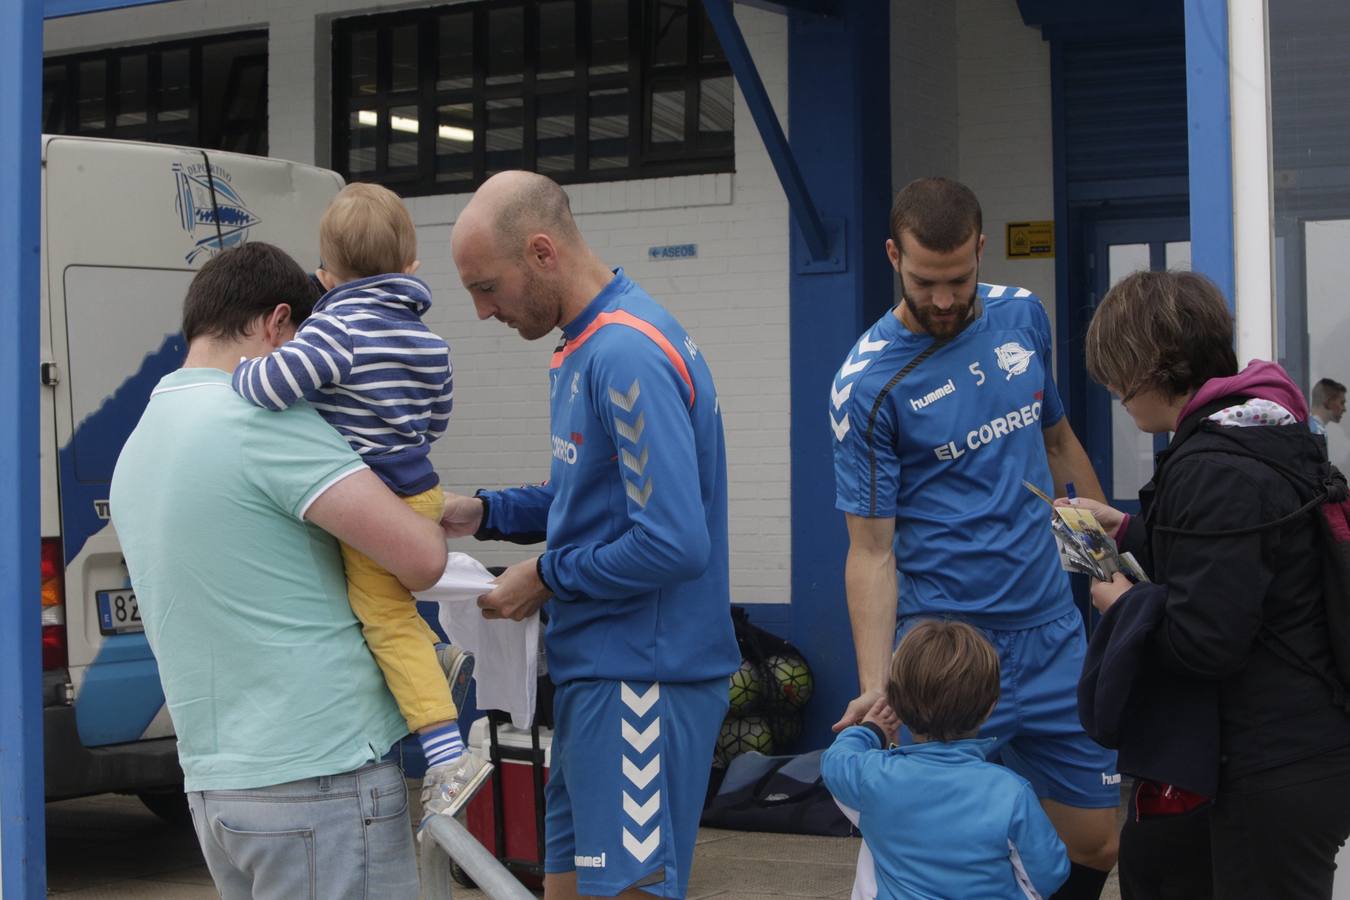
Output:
top-left (785, 3), bottom-right (892, 747)
top-left (0, 1), bottom-right (45, 896)
top-left (703, 0), bottom-right (839, 267)
top-left (1184, 0), bottom-right (1235, 308)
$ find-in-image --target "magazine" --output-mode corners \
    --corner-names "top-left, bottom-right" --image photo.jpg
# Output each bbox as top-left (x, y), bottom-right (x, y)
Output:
top-left (1023, 481), bottom-right (1149, 583)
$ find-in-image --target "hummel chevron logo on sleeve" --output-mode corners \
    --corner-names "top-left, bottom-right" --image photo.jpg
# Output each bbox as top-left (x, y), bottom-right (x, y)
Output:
top-left (838, 354), bottom-right (870, 378)
top-left (609, 379), bottom-right (641, 413)
top-left (625, 478), bottom-right (653, 507)
top-left (615, 413), bottom-right (645, 444)
top-left (831, 380), bottom-right (853, 410)
top-left (830, 327), bottom-right (891, 442)
top-left (831, 412), bottom-right (850, 441)
top-left (858, 329), bottom-right (889, 354)
top-left (621, 447), bottom-right (648, 476)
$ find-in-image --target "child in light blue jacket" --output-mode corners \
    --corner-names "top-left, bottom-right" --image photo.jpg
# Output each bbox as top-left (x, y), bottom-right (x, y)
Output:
top-left (823, 620), bottom-right (1070, 899)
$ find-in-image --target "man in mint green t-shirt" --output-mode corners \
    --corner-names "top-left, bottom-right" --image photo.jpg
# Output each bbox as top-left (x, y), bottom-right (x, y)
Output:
top-left (110, 243), bottom-right (449, 900)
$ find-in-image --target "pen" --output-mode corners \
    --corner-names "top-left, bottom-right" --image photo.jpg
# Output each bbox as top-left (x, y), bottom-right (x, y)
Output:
top-left (1065, 481), bottom-right (1077, 501)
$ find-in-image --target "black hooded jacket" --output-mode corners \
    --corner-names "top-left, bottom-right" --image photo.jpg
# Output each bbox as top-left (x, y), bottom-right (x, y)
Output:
top-left (1115, 396), bottom-right (1350, 784)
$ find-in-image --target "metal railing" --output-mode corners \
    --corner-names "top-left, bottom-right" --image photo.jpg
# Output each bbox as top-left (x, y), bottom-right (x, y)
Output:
top-left (419, 814), bottom-right (536, 900)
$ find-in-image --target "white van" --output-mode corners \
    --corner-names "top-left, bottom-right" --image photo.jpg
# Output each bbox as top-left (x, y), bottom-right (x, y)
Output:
top-left (39, 135), bottom-right (342, 819)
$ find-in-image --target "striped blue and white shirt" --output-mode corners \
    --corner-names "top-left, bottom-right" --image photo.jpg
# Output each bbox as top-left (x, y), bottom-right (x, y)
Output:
top-left (232, 274), bottom-right (452, 496)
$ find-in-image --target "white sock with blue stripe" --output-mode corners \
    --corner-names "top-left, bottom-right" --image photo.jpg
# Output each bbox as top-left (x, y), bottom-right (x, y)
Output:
top-left (419, 722), bottom-right (464, 768)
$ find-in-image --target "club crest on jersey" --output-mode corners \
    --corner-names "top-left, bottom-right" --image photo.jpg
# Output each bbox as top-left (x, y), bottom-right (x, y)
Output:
top-left (570, 371), bottom-right (582, 402)
top-left (995, 342), bottom-right (1035, 380)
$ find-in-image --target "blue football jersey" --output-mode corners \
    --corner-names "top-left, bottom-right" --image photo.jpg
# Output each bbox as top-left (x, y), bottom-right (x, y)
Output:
top-left (479, 270), bottom-right (740, 686)
top-left (830, 284), bottom-right (1075, 628)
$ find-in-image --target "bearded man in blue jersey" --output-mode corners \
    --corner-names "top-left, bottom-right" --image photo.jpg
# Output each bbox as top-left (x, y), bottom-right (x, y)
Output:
top-left (830, 177), bottom-right (1118, 900)
top-left (444, 171), bottom-right (740, 900)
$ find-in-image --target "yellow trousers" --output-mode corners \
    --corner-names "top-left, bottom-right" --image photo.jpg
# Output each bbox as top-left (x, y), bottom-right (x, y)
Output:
top-left (341, 485), bottom-right (454, 732)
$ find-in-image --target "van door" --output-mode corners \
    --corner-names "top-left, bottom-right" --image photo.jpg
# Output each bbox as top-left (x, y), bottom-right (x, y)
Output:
top-left (44, 136), bottom-right (341, 748)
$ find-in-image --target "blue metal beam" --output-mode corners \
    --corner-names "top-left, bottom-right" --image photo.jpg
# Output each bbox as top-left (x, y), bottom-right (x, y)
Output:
top-left (0, 1), bottom-right (44, 896)
top-left (1184, 0), bottom-right (1235, 308)
top-left (785, 2), bottom-right (891, 748)
top-left (703, 0), bottom-right (836, 265)
top-left (44, 0), bottom-right (176, 17)
top-left (738, 0), bottom-right (838, 16)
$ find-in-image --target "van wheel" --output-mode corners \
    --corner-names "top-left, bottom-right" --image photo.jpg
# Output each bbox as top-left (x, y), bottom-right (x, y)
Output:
top-left (138, 789), bottom-right (192, 826)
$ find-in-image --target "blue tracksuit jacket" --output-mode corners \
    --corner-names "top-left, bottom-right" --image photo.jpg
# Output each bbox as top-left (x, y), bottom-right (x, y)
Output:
top-left (477, 269), bottom-right (740, 686)
top-left (822, 728), bottom-right (1070, 899)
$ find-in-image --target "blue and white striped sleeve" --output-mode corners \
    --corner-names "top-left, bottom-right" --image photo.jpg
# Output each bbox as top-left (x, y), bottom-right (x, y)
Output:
top-left (231, 314), bottom-right (355, 411)
top-left (425, 356), bottom-right (455, 441)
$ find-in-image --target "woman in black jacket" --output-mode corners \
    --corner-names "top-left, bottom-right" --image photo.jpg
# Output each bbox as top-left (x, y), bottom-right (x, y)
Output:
top-left (1068, 271), bottom-right (1350, 899)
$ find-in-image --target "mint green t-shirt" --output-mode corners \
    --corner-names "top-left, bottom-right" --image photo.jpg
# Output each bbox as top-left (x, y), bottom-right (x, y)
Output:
top-left (109, 368), bottom-right (406, 791)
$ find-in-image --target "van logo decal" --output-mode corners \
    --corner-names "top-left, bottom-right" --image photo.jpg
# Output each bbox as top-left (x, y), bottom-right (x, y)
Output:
top-left (173, 162), bottom-right (261, 263)
top-left (93, 500), bottom-right (110, 520)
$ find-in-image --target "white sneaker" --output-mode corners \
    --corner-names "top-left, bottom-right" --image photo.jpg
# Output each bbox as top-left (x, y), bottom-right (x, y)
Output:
top-left (420, 750), bottom-right (493, 820)
top-left (436, 643), bottom-right (475, 713)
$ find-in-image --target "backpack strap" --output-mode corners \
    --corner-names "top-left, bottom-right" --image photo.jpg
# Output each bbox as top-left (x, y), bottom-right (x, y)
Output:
top-left (1151, 429), bottom-right (1345, 537)
top-left (1152, 492), bottom-right (1328, 538)
top-left (1147, 428), bottom-right (1350, 710)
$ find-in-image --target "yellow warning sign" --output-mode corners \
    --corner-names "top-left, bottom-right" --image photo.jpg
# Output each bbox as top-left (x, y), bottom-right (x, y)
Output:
top-left (1006, 221), bottom-right (1055, 259)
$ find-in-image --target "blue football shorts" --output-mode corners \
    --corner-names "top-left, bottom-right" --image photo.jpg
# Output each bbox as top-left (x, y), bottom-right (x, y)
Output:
top-left (544, 677), bottom-right (728, 897)
top-left (897, 608), bottom-right (1120, 809)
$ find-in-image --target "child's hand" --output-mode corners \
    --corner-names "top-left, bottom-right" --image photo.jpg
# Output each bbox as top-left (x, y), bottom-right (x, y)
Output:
top-left (862, 694), bottom-right (900, 746)
top-left (440, 492), bottom-right (485, 538)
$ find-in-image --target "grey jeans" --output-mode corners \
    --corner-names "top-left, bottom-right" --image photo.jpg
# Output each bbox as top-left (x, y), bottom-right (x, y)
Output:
top-left (186, 759), bottom-right (418, 900)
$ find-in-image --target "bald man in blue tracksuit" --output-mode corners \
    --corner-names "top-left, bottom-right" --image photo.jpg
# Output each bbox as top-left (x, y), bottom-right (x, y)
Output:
top-left (446, 171), bottom-right (739, 900)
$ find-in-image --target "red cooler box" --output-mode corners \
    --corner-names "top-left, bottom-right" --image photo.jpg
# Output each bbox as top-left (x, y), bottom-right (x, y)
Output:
top-left (463, 716), bottom-right (553, 889)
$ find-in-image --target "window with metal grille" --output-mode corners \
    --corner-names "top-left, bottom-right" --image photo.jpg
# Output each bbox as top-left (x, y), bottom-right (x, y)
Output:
top-left (332, 0), bottom-right (733, 195)
top-left (43, 32), bottom-right (269, 155)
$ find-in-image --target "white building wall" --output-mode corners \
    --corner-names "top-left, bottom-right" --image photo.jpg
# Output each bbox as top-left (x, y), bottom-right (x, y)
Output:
top-left (891, 0), bottom-right (958, 188)
top-left (956, 0), bottom-right (1056, 315)
top-left (889, 1), bottom-right (1056, 329)
top-left (45, 1), bottom-right (793, 603)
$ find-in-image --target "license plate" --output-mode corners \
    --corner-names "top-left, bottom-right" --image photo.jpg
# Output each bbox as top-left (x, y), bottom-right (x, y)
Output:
top-left (96, 589), bottom-right (143, 635)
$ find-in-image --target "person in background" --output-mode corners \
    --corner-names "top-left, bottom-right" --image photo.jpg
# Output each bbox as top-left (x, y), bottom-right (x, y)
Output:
top-left (823, 619), bottom-right (1069, 899)
top-left (1069, 270), bottom-right (1350, 899)
top-left (1310, 377), bottom-right (1346, 436)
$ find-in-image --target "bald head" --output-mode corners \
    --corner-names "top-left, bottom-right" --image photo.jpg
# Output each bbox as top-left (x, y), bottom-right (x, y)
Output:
top-left (453, 171), bottom-right (615, 341)
top-left (455, 170), bottom-right (582, 261)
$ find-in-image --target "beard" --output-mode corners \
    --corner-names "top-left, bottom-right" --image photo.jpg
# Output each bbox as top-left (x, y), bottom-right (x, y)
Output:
top-left (900, 284), bottom-right (979, 340)
top-left (512, 268), bottom-right (565, 341)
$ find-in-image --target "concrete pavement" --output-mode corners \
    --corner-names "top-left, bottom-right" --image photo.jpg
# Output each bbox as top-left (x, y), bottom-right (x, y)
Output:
top-left (45, 784), bottom-right (1124, 898)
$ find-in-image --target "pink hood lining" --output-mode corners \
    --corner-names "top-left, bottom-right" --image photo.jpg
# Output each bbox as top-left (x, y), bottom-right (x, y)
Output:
top-left (1176, 360), bottom-right (1308, 427)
